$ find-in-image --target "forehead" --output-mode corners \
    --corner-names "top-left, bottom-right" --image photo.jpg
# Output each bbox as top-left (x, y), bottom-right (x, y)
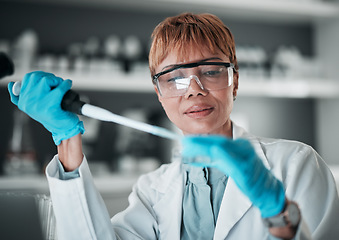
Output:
top-left (157, 47), bottom-right (229, 72)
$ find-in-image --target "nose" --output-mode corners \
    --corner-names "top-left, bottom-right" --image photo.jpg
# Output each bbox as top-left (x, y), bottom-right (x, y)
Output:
top-left (184, 75), bottom-right (208, 99)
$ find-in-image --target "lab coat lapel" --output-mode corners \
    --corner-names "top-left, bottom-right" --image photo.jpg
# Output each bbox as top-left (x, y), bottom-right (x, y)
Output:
top-left (214, 178), bottom-right (252, 239)
top-left (212, 123), bottom-right (270, 239)
top-left (151, 161), bottom-right (185, 239)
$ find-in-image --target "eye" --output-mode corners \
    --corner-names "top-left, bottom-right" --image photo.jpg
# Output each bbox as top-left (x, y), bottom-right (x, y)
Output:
top-left (204, 70), bottom-right (221, 76)
top-left (203, 69), bottom-right (222, 77)
top-left (163, 69), bottom-right (186, 83)
top-left (160, 76), bottom-right (186, 88)
top-left (202, 66), bottom-right (227, 78)
top-left (167, 76), bottom-right (183, 83)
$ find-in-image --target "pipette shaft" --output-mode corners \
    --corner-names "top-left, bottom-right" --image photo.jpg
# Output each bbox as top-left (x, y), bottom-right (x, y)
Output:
top-left (81, 104), bottom-right (181, 140)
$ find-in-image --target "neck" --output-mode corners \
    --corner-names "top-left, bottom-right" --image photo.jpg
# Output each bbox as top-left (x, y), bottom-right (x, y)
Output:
top-left (182, 120), bottom-right (233, 138)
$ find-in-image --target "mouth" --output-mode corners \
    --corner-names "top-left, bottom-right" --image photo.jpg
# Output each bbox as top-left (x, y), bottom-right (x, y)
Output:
top-left (184, 105), bottom-right (214, 118)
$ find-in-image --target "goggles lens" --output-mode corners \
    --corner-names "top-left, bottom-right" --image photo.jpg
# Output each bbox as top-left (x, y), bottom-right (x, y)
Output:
top-left (153, 62), bottom-right (234, 98)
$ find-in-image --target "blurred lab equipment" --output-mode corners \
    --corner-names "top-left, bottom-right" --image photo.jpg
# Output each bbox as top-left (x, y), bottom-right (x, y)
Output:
top-left (272, 45), bottom-right (321, 79)
top-left (78, 96), bottom-right (101, 159)
top-left (0, 28), bottom-right (148, 76)
top-left (0, 52), bottom-right (14, 79)
top-left (236, 45), bottom-right (268, 79)
top-left (102, 34), bottom-right (122, 73)
top-left (1, 53), bottom-right (40, 175)
top-left (4, 109), bottom-right (39, 176)
top-left (236, 45), bottom-right (321, 80)
top-left (104, 35), bottom-right (121, 60)
top-left (0, 192), bottom-right (44, 240)
top-left (115, 108), bottom-right (159, 174)
top-left (11, 29), bottom-right (38, 72)
top-left (121, 35), bottom-right (143, 72)
top-left (36, 194), bottom-right (58, 240)
top-left (0, 192), bottom-right (57, 240)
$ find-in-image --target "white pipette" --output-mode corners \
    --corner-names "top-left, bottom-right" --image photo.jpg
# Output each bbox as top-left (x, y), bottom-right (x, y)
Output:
top-left (81, 104), bottom-right (181, 140)
top-left (12, 81), bottom-right (182, 141)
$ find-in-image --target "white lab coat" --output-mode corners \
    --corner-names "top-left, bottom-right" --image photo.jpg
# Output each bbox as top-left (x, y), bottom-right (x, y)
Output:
top-left (46, 123), bottom-right (339, 240)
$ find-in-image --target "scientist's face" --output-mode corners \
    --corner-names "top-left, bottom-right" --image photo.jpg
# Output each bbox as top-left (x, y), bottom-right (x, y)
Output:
top-left (154, 48), bottom-right (238, 136)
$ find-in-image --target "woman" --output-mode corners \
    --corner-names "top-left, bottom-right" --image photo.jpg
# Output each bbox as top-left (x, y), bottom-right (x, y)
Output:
top-left (8, 13), bottom-right (339, 239)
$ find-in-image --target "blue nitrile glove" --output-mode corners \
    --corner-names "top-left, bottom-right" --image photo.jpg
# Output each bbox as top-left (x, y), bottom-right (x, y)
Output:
top-left (8, 71), bottom-right (84, 145)
top-left (181, 135), bottom-right (286, 218)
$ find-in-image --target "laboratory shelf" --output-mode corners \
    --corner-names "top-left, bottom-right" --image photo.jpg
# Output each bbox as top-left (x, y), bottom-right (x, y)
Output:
top-left (1, 69), bottom-right (154, 93)
top-left (1, 166), bottom-right (338, 196)
top-left (12, 0), bottom-right (339, 23)
top-left (0, 173), bottom-right (138, 194)
top-left (238, 77), bottom-right (339, 99)
top-left (2, 70), bottom-right (339, 99)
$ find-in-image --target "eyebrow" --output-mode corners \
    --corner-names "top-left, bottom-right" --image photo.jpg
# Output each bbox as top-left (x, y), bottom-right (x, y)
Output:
top-left (161, 57), bottom-right (223, 71)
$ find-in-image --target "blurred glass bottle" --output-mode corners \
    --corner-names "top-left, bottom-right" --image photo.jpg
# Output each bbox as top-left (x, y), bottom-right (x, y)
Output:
top-left (12, 29), bottom-right (38, 72)
top-left (4, 109), bottom-right (39, 176)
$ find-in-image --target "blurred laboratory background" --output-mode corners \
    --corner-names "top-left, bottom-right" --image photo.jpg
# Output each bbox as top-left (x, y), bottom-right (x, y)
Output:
top-left (1, 0), bottom-right (339, 230)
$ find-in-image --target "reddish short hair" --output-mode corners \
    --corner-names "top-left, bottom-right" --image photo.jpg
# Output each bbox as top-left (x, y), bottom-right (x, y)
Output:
top-left (149, 12), bottom-right (238, 78)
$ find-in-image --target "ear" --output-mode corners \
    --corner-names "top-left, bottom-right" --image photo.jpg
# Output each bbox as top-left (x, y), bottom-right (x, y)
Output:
top-left (154, 85), bottom-right (162, 102)
top-left (232, 71), bottom-right (239, 99)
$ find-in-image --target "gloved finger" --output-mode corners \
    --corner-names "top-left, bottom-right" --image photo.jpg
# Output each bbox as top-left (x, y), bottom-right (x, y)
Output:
top-left (40, 73), bottom-right (64, 90)
top-left (181, 135), bottom-right (238, 176)
top-left (8, 82), bottom-right (19, 105)
top-left (33, 72), bottom-right (63, 94)
top-left (55, 79), bottom-right (72, 94)
top-left (20, 71), bottom-right (49, 94)
top-left (230, 138), bottom-right (256, 158)
top-left (181, 136), bottom-right (208, 158)
top-left (181, 135), bottom-right (230, 158)
top-left (50, 79), bottom-right (72, 104)
top-left (184, 135), bottom-right (230, 146)
top-left (21, 71), bottom-right (62, 96)
top-left (183, 136), bottom-right (256, 162)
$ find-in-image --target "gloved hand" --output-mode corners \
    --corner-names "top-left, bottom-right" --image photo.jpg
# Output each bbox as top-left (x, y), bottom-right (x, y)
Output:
top-left (8, 71), bottom-right (85, 145)
top-left (181, 135), bottom-right (285, 218)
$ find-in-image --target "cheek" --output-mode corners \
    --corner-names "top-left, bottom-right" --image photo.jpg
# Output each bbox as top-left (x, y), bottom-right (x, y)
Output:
top-left (159, 98), bottom-right (181, 122)
top-left (214, 88), bottom-right (234, 112)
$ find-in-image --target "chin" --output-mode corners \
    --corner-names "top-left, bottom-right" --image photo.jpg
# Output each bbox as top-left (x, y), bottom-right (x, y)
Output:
top-left (183, 126), bottom-right (216, 135)
top-left (182, 120), bottom-right (230, 136)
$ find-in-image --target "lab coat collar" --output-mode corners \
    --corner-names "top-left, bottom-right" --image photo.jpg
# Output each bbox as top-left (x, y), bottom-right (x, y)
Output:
top-left (232, 122), bottom-right (271, 169)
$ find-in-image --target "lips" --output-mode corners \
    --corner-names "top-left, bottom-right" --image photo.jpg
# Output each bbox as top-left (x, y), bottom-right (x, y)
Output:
top-left (184, 105), bottom-right (214, 118)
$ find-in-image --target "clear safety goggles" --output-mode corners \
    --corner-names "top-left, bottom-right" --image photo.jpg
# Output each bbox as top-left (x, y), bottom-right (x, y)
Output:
top-left (152, 61), bottom-right (235, 98)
